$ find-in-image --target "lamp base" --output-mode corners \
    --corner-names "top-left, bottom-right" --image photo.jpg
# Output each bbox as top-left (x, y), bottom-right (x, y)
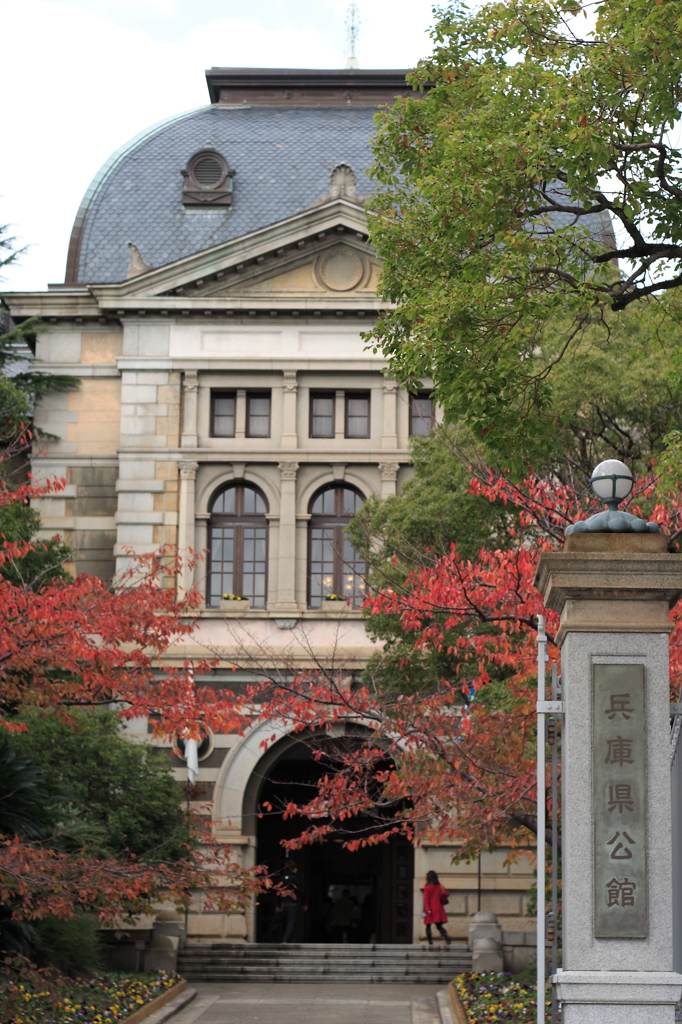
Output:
top-left (565, 509), bottom-right (660, 536)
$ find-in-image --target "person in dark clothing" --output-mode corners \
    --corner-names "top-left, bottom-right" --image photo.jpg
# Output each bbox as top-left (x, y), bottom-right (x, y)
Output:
top-left (329, 888), bottom-right (357, 943)
top-left (278, 859), bottom-right (307, 943)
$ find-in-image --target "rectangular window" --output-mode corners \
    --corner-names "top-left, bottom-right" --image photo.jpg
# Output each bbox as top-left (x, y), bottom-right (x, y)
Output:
top-left (308, 527), bottom-right (335, 607)
top-left (211, 391), bottom-right (236, 437)
top-left (409, 393), bottom-right (435, 436)
top-left (209, 525), bottom-right (267, 608)
top-left (345, 392), bottom-right (370, 438)
top-left (246, 392), bottom-right (271, 438)
top-left (309, 392), bottom-right (335, 438)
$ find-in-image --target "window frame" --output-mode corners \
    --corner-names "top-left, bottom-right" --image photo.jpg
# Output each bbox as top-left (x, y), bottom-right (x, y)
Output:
top-left (207, 482), bottom-right (269, 608)
top-left (182, 149), bottom-right (234, 207)
top-left (344, 391), bottom-right (371, 439)
top-left (307, 484), bottom-right (366, 609)
top-left (210, 390), bottom-right (237, 438)
top-left (245, 391), bottom-right (272, 439)
top-left (408, 392), bottom-right (436, 437)
top-left (309, 391), bottom-right (336, 438)
top-left (187, 150), bottom-right (230, 191)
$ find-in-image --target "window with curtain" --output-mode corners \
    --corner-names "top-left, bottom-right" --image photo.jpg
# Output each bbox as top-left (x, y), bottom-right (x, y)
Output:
top-left (308, 485), bottom-right (366, 608)
top-left (208, 483), bottom-right (268, 607)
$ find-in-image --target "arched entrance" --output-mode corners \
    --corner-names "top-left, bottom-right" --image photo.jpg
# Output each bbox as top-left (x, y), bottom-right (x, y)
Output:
top-left (244, 726), bottom-right (414, 944)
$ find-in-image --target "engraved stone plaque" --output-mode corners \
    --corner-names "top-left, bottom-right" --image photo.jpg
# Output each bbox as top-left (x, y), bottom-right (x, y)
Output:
top-left (593, 664), bottom-right (647, 938)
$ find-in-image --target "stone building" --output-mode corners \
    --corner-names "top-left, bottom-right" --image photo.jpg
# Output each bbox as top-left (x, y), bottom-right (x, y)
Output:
top-left (3, 67), bottom-right (536, 944)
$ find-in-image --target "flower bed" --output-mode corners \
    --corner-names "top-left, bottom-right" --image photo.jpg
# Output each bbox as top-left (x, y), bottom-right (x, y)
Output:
top-left (1, 969), bottom-right (182, 1024)
top-left (454, 971), bottom-right (548, 1023)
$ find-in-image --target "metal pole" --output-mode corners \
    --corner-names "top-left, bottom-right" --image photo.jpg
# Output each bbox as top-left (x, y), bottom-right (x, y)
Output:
top-left (550, 666), bottom-right (560, 1024)
top-left (536, 616), bottom-right (547, 1024)
top-left (478, 855), bottom-right (482, 913)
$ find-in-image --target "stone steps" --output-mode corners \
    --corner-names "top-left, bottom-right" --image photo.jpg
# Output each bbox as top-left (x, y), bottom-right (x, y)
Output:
top-left (178, 943), bottom-right (472, 984)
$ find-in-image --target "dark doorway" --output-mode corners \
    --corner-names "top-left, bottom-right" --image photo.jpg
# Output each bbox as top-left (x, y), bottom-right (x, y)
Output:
top-left (253, 738), bottom-right (413, 944)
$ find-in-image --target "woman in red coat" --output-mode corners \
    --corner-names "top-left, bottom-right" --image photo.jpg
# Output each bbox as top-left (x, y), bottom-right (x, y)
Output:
top-left (423, 870), bottom-right (452, 946)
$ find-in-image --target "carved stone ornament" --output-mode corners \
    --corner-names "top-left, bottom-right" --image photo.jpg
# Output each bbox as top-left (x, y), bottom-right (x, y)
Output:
top-left (378, 462), bottom-right (399, 482)
top-left (178, 460), bottom-right (199, 480)
top-left (316, 247), bottom-right (365, 291)
top-left (127, 242), bottom-right (151, 279)
top-left (278, 461), bottom-right (299, 480)
top-left (330, 163), bottom-right (357, 198)
top-left (283, 371), bottom-right (298, 392)
top-left (183, 371), bottom-right (199, 393)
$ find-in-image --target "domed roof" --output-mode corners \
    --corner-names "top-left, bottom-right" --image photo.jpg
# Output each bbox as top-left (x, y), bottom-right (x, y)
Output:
top-left (65, 71), bottom-right (406, 285)
top-left (65, 68), bottom-right (616, 286)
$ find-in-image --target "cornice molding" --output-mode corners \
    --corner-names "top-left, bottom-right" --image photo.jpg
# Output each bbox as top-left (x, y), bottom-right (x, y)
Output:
top-left (2, 200), bottom-right (388, 322)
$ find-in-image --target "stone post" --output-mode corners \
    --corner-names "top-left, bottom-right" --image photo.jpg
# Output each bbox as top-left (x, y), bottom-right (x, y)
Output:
top-left (535, 532), bottom-right (682, 1023)
top-left (177, 460), bottom-right (198, 598)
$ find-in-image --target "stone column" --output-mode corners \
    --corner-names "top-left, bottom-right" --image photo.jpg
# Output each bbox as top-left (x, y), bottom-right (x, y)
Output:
top-left (535, 533), bottom-right (682, 1023)
top-left (378, 461), bottom-right (399, 498)
top-left (235, 390), bottom-right (246, 440)
top-left (177, 460), bottom-right (198, 598)
top-left (381, 379), bottom-right (398, 449)
top-left (335, 390), bottom-right (345, 440)
top-left (281, 371), bottom-right (298, 449)
top-left (181, 370), bottom-right (198, 448)
top-left (273, 461), bottom-right (299, 612)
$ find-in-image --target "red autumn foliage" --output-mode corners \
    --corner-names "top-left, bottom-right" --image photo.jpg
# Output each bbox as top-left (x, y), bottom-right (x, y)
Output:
top-left (0, 465), bottom-right (259, 923)
top-left (4, 449), bottom-right (681, 917)
top-left (248, 470), bottom-right (682, 862)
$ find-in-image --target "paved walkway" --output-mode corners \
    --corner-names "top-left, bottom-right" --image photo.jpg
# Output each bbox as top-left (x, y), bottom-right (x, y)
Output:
top-left (166, 983), bottom-right (443, 1024)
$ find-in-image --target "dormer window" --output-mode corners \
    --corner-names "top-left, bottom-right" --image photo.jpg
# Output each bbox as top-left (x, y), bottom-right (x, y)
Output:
top-left (182, 149), bottom-right (234, 206)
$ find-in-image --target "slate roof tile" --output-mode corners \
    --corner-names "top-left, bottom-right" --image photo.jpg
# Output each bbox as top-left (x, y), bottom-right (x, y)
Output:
top-left (75, 105), bottom-right (379, 283)
top-left (72, 104), bottom-right (615, 284)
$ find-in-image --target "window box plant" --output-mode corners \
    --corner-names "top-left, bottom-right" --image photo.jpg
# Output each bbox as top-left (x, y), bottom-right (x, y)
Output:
top-left (320, 594), bottom-right (350, 615)
top-left (220, 594), bottom-right (251, 614)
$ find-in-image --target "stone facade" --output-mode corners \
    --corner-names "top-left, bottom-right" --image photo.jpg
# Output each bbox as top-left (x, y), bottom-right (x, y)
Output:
top-left (3, 68), bottom-right (536, 945)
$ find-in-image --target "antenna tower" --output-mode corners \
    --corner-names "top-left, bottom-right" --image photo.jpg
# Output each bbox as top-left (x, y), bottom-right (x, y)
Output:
top-left (345, 3), bottom-right (360, 69)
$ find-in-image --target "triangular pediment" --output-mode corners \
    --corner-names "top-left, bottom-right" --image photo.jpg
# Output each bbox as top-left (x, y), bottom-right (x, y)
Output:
top-left (90, 198), bottom-right (379, 308)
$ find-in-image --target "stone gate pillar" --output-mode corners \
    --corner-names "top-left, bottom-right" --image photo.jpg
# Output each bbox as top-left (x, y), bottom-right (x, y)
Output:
top-left (536, 491), bottom-right (682, 1022)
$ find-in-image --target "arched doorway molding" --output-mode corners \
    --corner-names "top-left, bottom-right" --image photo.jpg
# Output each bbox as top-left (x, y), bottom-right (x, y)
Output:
top-left (214, 717), bottom-right (377, 836)
top-left (214, 716), bottom-right (414, 944)
top-left (213, 718), bottom-right (289, 835)
top-left (215, 716), bottom-right (385, 835)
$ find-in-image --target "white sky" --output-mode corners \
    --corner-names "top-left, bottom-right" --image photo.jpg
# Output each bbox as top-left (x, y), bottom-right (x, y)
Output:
top-left (0, 0), bottom-right (439, 292)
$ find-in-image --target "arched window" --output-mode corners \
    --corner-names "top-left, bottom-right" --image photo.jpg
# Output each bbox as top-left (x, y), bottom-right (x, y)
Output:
top-left (308, 485), bottom-right (365, 608)
top-left (208, 483), bottom-right (268, 607)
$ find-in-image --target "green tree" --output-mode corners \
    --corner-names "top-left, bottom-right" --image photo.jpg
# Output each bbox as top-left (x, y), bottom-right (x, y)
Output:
top-left (0, 502), bottom-right (71, 589)
top-left (369, 0), bottom-right (682, 467)
top-left (11, 711), bottom-right (192, 863)
top-left (519, 302), bottom-right (682, 482)
top-left (0, 226), bottom-right (77, 585)
top-left (353, 318), bottom-right (682, 695)
top-left (0, 733), bottom-right (62, 955)
top-left (349, 429), bottom-right (518, 695)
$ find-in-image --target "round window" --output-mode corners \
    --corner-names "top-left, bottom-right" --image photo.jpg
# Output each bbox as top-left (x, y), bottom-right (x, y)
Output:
top-left (192, 156), bottom-right (224, 187)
